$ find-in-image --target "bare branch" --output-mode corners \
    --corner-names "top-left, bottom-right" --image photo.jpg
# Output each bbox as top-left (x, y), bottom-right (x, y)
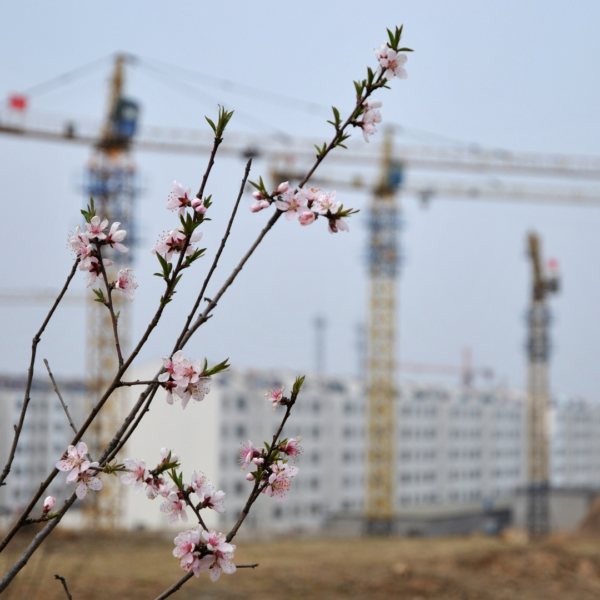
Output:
top-left (54, 574), bottom-right (73, 600)
top-left (174, 159), bottom-right (251, 352)
top-left (44, 359), bottom-right (78, 436)
top-left (154, 572), bottom-right (194, 600)
top-left (98, 250), bottom-right (124, 369)
top-left (236, 564), bottom-right (260, 568)
top-left (0, 259), bottom-right (79, 489)
top-left (118, 380), bottom-right (160, 387)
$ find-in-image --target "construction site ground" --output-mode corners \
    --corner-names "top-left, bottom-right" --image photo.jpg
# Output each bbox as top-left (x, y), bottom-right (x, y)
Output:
top-left (3, 529), bottom-right (600, 599)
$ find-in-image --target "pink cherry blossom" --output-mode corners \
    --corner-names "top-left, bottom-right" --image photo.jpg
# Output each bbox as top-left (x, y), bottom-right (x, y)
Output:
top-left (113, 268), bottom-right (138, 301)
top-left (275, 189), bottom-right (310, 221)
top-left (120, 458), bottom-right (148, 494)
top-left (359, 109), bottom-right (382, 143)
top-left (191, 197), bottom-right (208, 215)
top-left (160, 490), bottom-right (188, 524)
top-left (172, 356), bottom-right (202, 387)
top-left (68, 226), bottom-right (92, 260)
top-left (105, 222), bottom-right (128, 253)
top-left (190, 471), bottom-right (210, 496)
top-left (328, 216), bottom-right (350, 234)
top-left (263, 461), bottom-right (298, 502)
top-left (298, 187), bottom-right (321, 203)
top-left (75, 462), bottom-right (103, 499)
top-left (151, 226), bottom-right (202, 262)
top-left (250, 200), bottom-right (270, 213)
top-left (192, 530), bottom-right (236, 581)
top-left (265, 385), bottom-right (285, 411)
top-left (173, 527), bottom-right (201, 570)
top-left (167, 181), bottom-right (193, 215)
top-left (275, 181), bottom-right (290, 195)
top-left (57, 442), bottom-right (90, 484)
top-left (375, 44), bottom-right (408, 80)
top-left (298, 211), bottom-right (316, 226)
top-left (85, 216), bottom-right (109, 240)
top-left (199, 483), bottom-right (226, 513)
top-left (281, 436), bottom-right (303, 459)
top-left (239, 440), bottom-right (263, 471)
top-left (363, 99), bottom-right (383, 111)
top-left (144, 475), bottom-right (168, 500)
top-left (42, 496), bottom-right (56, 514)
top-left (159, 448), bottom-right (179, 466)
top-left (176, 376), bottom-right (211, 409)
top-left (162, 379), bottom-right (178, 405)
top-left (81, 256), bottom-right (113, 287)
top-left (314, 191), bottom-right (340, 215)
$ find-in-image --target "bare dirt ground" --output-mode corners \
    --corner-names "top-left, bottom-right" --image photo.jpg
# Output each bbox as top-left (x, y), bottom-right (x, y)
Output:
top-left (2, 529), bottom-right (600, 599)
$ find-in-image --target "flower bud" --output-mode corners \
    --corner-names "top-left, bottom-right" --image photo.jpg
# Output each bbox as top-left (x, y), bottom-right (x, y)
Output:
top-left (298, 211), bottom-right (316, 227)
top-left (253, 457), bottom-right (264, 465)
top-left (275, 181), bottom-right (290, 195)
top-left (252, 191), bottom-right (265, 200)
top-left (245, 473), bottom-right (254, 481)
top-left (42, 496), bottom-right (56, 514)
top-left (250, 200), bottom-right (270, 213)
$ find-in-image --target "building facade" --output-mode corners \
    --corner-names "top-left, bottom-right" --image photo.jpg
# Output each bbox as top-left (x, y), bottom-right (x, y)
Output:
top-left (2, 366), bottom-right (598, 534)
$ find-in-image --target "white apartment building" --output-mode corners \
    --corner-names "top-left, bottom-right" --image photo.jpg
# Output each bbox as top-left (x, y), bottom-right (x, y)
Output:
top-left (0, 375), bottom-right (86, 517)
top-left (1, 365), bottom-right (598, 534)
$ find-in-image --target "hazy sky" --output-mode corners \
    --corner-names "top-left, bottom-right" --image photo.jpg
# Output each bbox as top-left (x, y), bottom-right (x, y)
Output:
top-left (1, 1), bottom-right (599, 400)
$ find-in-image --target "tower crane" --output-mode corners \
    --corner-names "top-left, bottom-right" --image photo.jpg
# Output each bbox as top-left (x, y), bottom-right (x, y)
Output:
top-left (526, 233), bottom-right (559, 538)
top-left (2, 57), bottom-right (600, 534)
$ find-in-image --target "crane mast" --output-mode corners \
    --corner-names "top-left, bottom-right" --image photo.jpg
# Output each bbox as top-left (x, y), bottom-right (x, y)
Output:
top-left (84, 54), bottom-right (139, 528)
top-left (526, 232), bottom-right (559, 538)
top-left (365, 130), bottom-right (402, 532)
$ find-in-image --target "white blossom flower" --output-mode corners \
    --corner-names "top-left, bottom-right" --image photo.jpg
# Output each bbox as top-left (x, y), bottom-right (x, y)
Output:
top-left (113, 268), bottom-right (138, 301)
top-left (85, 216), bottom-right (109, 240)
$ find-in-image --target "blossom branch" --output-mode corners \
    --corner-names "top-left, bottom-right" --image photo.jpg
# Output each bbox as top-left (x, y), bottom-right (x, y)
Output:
top-left (54, 574), bottom-right (73, 600)
top-left (0, 259), bottom-right (79, 490)
top-left (43, 359), bottom-right (78, 436)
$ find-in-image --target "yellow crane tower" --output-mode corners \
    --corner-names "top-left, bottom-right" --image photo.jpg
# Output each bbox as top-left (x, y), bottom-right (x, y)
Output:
top-left (364, 130), bottom-right (402, 533)
top-left (84, 54), bottom-right (139, 528)
top-left (526, 232), bottom-right (559, 538)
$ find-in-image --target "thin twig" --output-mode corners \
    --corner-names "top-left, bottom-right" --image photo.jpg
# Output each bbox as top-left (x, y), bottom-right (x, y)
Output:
top-left (182, 491), bottom-right (208, 531)
top-left (118, 380), bottom-right (160, 387)
top-left (173, 159), bottom-right (251, 353)
top-left (196, 136), bottom-right (222, 200)
top-left (154, 572), bottom-right (193, 600)
top-left (54, 574), bottom-right (73, 600)
top-left (236, 564), bottom-right (259, 568)
top-left (0, 259), bottom-right (79, 490)
top-left (98, 249), bottom-right (124, 369)
top-left (43, 359), bottom-right (78, 436)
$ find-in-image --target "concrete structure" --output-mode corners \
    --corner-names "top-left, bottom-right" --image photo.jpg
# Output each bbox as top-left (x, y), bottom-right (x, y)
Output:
top-left (1, 366), bottom-right (598, 535)
top-left (0, 375), bottom-right (86, 518)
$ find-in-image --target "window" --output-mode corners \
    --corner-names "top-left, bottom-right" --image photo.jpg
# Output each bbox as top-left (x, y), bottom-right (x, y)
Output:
top-left (234, 482), bottom-right (244, 495)
top-left (236, 397), bottom-right (247, 411)
top-left (235, 425), bottom-right (246, 437)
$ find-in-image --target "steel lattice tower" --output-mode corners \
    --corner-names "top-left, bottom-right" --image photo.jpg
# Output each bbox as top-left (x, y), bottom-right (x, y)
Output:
top-left (526, 233), bottom-right (559, 539)
top-left (365, 130), bottom-right (402, 534)
top-left (84, 55), bottom-right (139, 529)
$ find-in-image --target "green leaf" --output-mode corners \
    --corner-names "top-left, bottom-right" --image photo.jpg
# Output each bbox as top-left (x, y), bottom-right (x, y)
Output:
top-left (398, 47), bottom-right (413, 52)
top-left (205, 116), bottom-right (217, 134)
top-left (202, 358), bottom-right (230, 378)
top-left (292, 375), bottom-right (306, 395)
